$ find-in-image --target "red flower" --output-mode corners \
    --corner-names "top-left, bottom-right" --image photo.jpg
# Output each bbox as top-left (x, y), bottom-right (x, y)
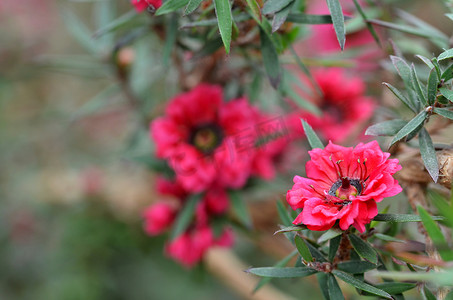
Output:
top-left (288, 68), bottom-right (375, 143)
top-left (151, 84), bottom-right (258, 193)
top-left (165, 226), bottom-right (233, 267)
top-left (286, 141), bottom-right (402, 233)
top-left (131, 0), bottom-right (162, 13)
top-left (143, 202), bottom-right (176, 235)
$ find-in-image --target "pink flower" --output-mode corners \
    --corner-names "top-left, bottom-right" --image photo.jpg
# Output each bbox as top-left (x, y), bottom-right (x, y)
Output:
top-left (286, 141), bottom-right (402, 233)
top-left (151, 84), bottom-right (258, 193)
top-left (143, 202), bottom-right (176, 235)
top-left (165, 226), bottom-right (233, 267)
top-left (288, 68), bottom-right (375, 143)
top-left (131, 0), bottom-right (162, 13)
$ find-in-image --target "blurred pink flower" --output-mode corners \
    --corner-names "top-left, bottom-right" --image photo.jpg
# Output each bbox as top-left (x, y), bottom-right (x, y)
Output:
top-left (287, 141), bottom-right (402, 233)
top-left (143, 202), bottom-right (176, 235)
top-left (288, 68), bottom-right (375, 143)
top-left (131, 0), bottom-right (162, 12)
top-left (151, 84), bottom-right (259, 193)
top-left (165, 226), bottom-right (233, 267)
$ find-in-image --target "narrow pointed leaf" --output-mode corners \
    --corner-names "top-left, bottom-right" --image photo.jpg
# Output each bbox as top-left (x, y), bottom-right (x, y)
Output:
top-left (349, 234), bottom-right (378, 264)
top-left (424, 286), bottom-right (437, 300)
top-left (171, 194), bottom-right (202, 239)
top-left (441, 64), bottom-right (453, 81)
top-left (419, 128), bottom-right (439, 182)
top-left (213, 0), bottom-right (232, 53)
top-left (416, 55), bottom-right (435, 69)
top-left (184, 0), bottom-right (204, 15)
top-left (390, 110), bottom-right (428, 146)
top-left (260, 28), bottom-right (281, 88)
top-left (418, 205), bottom-right (453, 261)
top-left (383, 83), bottom-right (417, 112)
top-left (352, 0), bottom-right (380, 46)
top-left (434, 107), bottom-right (453, 120)
top-left (156, 0), bottom-right (190, 15)
top-left (390, 56), bottom-right (415, 90)
top-left (374, 282), bottom-right (417, 294)
top-left (328, 274), bottom-right (345, 300)
top-left (306, 241), bottom-right (327, 262)
top-left (253, 250), bottom-right (298, 293)
top-left (245, 0), bottom-right (262, 23)
top-left (246, 267), bottom-right (317, 278)
top-left (162, 14), bottom-right (178, 66)
top-left (438, 48), bottom-right (453, 61)
top-left (374, 233), bottom-right (406, 243)
top-left (272, 1), bottom-right (294, 33)
top-left (301, 119), bottom-right (324, 149)
top-left (326, 0), bottom-right (345, 50)
top-left (336, 261), bottom-right (377, 274)
top-left (274, 225), bottom-right (306, 234)
top-left (328, 235), bottom-right (341, 262)
top-left (439, 87), bottom-right (453, 101)
top-left (410, 64), bottom-right (428, 106)
top-left (286, 13), bottom-right (334, 24)
top-left (318, 228), bottom-right (342, 244)
top-left (373, 213), bottom-right (444, 222)
top-left (295, 236), bottom-right (313, 262)
top-left (317, 273), bottom-right (331, 300)
top-left (365, 119), bottom-right (407, 136)
top-left (427, 68), bottom-right (438, 105)
top-left (262, 0), bottom-right (293, 15)
top-left (332, 270), bottom-right (392, 299)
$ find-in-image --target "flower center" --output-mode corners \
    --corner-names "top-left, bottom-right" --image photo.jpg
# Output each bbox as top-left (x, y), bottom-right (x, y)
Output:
top-left (328, 177), bottom-right (363, 200)
top-left (189, 123), bottom-right (223, 154)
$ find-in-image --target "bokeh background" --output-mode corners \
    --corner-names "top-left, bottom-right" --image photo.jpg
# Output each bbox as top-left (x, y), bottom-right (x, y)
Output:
top-left (0, 0), bottom-right (450, 299)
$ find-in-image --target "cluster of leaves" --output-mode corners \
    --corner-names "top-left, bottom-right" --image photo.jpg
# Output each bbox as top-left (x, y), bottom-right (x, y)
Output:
top-left (366, 49), bottom-right (453, 183)
top-left (248, 122), bottom-right (453, 299)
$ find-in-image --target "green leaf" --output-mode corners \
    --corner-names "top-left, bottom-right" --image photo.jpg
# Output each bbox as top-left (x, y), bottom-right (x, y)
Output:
top-left (416, 55), bottom-right (435, 69)
top-left (328, 235), bottom-right (341, 262)
top-left (374, 282), bottom-right (417, 295)
top-left (171, 194), bottom-right (202, 239)
top-left (410, 64), bottom-right (428, 106)
top-left (351, 0), bottom-right (381, 46)
top-left (424, 286), bottom-right (437, 300)
top-left (184, 0), bottom-right (204, 15)
top-left (213, 0), bottom-right (233, 54)
top-left (262, 0), bottom-right (293, 15)
top-left (374, 233), bottom-right (406, 243)
top-left (286, 13), bottom-right (333, 24)
top-left (429, 190), bottom-right (453, 227)
top-left (365, 119), bottom-right (408, 136)
top-left (419, 128), bottom-right (439, 182)
top-left (439, 87), bottom-right (453, 102)
top-left (281, 73), bottom-right (321, 115)
top-left (390, 110), bottom-right (428, 147)
top-left (383, 83), bottom-right (417, 112)
top-left (306, 241), bottom-right (327, 262)
top-left (418, 205), bottom-right (453, 261)
top-left (328, 274), bottom-right (345, 300)
top-left (332, 270), bottom-right (392, 299)
top-left (156, 0), bottom-right (190, 15)
top-left (441, 64), bottom-right (453, 81)
top-left (229, 190), bottom-right (252, 229)
top-left (301, 119), bottom-right (325, 149)
top-left (245, 0), bottom-right (262, 23)
top-left (246, 267), bottom-right (317, 278)
top-left (336, 261), bottom-right (377, 274)
top-left (295, 236), bottom-right (313, 262)
top-left (274, 225), bottom-right (306, 234)
top-left (272, 1), bottom-right (294, 33)
top-left (373, 213), bottom-right (444, 222)
top-left (61, 9), bottom-right (98, 53)
top-left (260, 28), bottom-right (281, 88)
top-left (326, 0), bottom-right (346, 50)
top-left (162, 14), bottom-right (178, 66)
top-left (438, 48), bottom-right (453, 61)
top-left (427, 68), bottom-right (438, 106)
top-left (93, 10), bottom-right (137, 38)
top-left (317, 273), bottom-right (331, 300)
top-left (318, 228), bottom-right (342, 244)
top-left (253, 250), bottom-right (298, 293)
top-left (276, 200), bottom-right (293, 227)
top-left (289, 46), bottom-right (322, 96)
top-left (348, 234), bottom-right (378, 264)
